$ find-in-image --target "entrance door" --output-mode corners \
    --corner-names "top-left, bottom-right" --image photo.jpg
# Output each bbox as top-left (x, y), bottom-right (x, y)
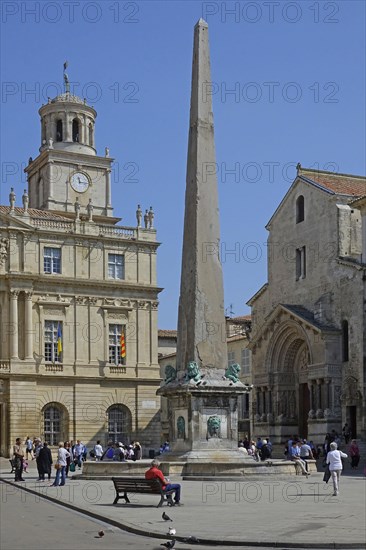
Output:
top-left (347, 406), bottom-right (357, 438)
top-left (298, 384), bottom-right (310, 438)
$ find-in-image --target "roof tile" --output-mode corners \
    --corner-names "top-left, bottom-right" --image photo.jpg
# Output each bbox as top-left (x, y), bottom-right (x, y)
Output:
top-left (299, 169), bottom-right (366, 197)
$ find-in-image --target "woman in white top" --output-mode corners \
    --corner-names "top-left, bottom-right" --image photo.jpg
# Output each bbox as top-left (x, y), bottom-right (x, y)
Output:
top-left (51, 442), bottom-right (70, 487)
top-left (326, 441), bottom-right (348, 496)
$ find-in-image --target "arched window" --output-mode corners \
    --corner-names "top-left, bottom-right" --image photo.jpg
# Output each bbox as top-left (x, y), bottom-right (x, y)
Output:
top-left (342, 320), bottom-right (349, 362)
top-left (88, 123), bottom-right (93, 146)
top-left (56, 119), bottom-right (63, 142)
top-left (72, 118), bottom-right (79, 142)
top-left (43, 404), bottom-right (62, 445)
top-left (107, 405), bottom-right (131, 444)
top-left (296, 195), bottom-right (305, 223)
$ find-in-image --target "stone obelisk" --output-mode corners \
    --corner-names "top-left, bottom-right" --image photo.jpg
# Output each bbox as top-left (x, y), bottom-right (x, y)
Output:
top-left (158, 20), bottom-right (251, 469)
top-left (176, 18), bottom-right (227, 375)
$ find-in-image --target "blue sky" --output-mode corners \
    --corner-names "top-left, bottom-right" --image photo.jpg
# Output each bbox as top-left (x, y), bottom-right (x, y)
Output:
top-left (1, 1), bottom-right (365, 328)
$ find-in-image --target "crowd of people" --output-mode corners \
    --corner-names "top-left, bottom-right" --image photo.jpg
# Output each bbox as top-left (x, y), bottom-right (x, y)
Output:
top-left (238, 436), bottom-right (273, 461)
top-left (238, 429), bottom-right (362, 481)
top-left (98, 441), bottom-right (142, 462)
top-left (11, 437), bottom-right (143, 485)
top-left (11, 429), bottom-right (362, 491)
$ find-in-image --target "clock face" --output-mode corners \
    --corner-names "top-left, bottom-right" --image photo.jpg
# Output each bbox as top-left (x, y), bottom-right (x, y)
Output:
top-left (71, 172), bottom-right (89, 193)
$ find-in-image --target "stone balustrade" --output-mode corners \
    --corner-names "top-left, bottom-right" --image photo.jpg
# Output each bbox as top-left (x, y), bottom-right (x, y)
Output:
top-left (45, 364), bottom-right (64, 372)
top-left (0, 360), bottom-right (10, 372)
top-left (32, 218), bottom-right (74, 232)
top-left (99, 225), bottom-right (136, 239)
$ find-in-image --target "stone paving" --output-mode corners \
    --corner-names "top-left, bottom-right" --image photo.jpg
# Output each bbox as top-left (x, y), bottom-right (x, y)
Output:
top-left (1, 458), bottom-right (365, 548)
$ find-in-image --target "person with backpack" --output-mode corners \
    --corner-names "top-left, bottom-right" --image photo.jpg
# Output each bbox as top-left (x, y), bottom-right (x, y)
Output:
top-left (102, 441), bottom-right (114, 460)
top-left (326, 441), bottom-right (348, 496)
top-left (259, 439), bottom-right (272, 461)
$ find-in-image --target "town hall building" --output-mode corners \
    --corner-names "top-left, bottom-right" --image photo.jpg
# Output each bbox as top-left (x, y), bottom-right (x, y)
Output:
top-left (0, 84), bottom-right (162, 456)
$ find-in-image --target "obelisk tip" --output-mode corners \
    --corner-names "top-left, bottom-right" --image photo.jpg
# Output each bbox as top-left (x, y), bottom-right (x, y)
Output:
top-left (195, 18), bottom-right (208, 28)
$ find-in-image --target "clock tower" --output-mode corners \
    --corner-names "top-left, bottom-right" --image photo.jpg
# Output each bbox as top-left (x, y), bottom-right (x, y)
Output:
top-left (25, 73), bottom-right (114, 220)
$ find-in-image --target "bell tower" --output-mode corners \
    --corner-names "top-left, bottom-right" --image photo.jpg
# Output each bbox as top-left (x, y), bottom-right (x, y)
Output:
top-left (25, 64), bottom-right (114, 220)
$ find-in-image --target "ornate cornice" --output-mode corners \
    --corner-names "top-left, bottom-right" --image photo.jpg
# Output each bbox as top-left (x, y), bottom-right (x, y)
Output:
top-left (3, 273), bottom-right (163, 295)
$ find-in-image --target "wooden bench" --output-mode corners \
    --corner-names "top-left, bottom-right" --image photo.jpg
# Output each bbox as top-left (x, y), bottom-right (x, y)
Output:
top-left (112, 477), bottom-right (175, 508)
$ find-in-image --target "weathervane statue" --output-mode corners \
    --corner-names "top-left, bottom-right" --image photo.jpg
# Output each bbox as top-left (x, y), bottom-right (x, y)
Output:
top-left (63, 61), bottom-right (70, 94)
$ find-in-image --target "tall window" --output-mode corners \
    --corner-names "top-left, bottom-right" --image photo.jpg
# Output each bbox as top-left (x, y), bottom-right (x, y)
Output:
top-left (296, 246), bottom-right (306, 280)
top-left (56, 119), bottom-right (63, 142)
top-left (296, 195), bottom-right (305, 223)
top-left (44, 247), bottom-right (61, 274)
top-left (241, 348), bottom-right (251, 374)
top-left (108, 254), bottom-right (125, 279)
top-left (89, 123), bottom-right (93, 145)
top-left (45, 321), bottom-right (62, 363)
top-left (43, 405), bottom-right (61, 445)
top-left (107, 405), bottom-right (131, 443)
top-left (72, 118), bottom-right (79, 142)
top-left (342, 320), bottom-right (349, 362)
top-left (228, 351), bottom-right (236, 367)
top-left (109, 324), bottom-right (126, 365)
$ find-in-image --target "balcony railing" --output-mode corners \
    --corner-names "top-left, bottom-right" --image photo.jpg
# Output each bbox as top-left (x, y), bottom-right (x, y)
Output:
top-left (32, 218), bottom-right (74, 232)
top-left (109, 366), bottom-right (127, 374)
top-left (99, 225), bottom-right (136, 239)
top-left (0, 360), bottom-right (10, 372)
top-left (45, 363), bottom-right (64, 372)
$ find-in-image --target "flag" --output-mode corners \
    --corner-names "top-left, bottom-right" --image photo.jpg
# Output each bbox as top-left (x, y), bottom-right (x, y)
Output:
top-left (120, 330), bottom-right (126, 359)
top-left (57, 323), bottom-right (63, 355)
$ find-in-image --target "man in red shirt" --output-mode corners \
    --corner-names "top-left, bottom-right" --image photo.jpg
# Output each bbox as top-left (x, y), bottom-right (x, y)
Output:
top-left (145, 459), bottom-right (182, 505)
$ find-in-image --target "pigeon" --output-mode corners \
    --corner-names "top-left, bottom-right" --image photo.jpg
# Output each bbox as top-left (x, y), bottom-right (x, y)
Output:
top-left (160, 541), bottom-right (175, 549)
top-left (168, 527), bottom-right (176, 536)
top-left (162, 512), bottom-right (172, 521)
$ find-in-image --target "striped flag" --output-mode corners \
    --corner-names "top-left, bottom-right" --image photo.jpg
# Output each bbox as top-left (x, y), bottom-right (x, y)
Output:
top-left (120, 330), bottom-right (126, 359)
top-left (57, 323), bottom-right (63, 358)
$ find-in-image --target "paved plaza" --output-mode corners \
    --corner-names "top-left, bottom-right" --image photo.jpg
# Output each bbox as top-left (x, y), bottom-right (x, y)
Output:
top-left (1, 458), bottom-right (365, 549)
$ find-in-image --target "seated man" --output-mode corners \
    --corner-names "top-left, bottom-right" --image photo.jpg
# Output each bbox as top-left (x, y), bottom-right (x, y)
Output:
top-left (145, 459), bottom-right (182, 506)
top-left (289, 441), bottom-right (310, 477)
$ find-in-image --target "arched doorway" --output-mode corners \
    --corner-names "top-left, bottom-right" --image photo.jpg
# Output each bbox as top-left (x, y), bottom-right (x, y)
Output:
top-left (266, 321), bottom-right (311, 440)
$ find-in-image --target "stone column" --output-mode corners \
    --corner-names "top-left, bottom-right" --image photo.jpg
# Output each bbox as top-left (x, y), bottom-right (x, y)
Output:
top-left (10, 290), bottom-right (19, 359)
top-left (50, 114), bottom-right (56, 142)
top-left (308, 381), bottom-right (314, 410)
top-left (65, 112), bottom-right (71, 141)
top-left (106, 169), bottom-right (112, 208)
top-left (81, 114), bottom-right (86, 143)
top-left (268, 389), bottom-right (272, 414)
top-left (24, 291), bottom-right (33, 359)
top-left (316, 379), bottom-right (323, 411)
top-left (324, 378), bottom-right (331, 409)
top-left (256, 390), bottom-right (260, 414)
top-left (47, 161), bottom-right (54, 201)
top-left (262, 389), bottom-right (267, 414)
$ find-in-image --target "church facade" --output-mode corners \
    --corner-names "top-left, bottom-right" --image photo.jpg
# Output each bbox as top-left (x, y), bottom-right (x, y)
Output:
top-left (248, 166), bottom-right (366, 444)
top-left (0, 88), bottom-right (161, 456)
